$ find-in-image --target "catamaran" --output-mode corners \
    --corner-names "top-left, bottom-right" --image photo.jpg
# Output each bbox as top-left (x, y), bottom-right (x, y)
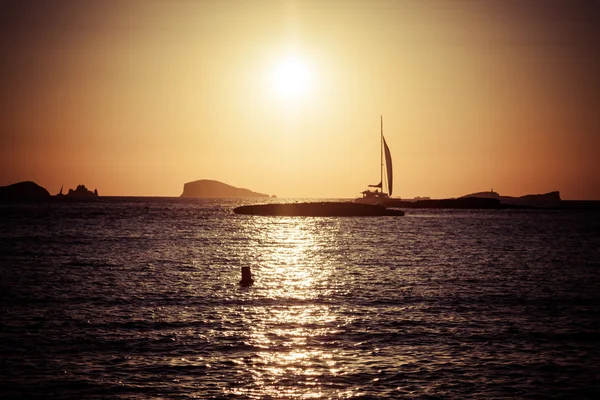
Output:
top-left (232, 115), bottom-right (404, 216)
top-left (356, 115), bottom-right (394, 205)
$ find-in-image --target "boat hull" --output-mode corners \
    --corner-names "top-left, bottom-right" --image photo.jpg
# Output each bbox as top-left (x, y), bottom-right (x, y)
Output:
top-left (234, 202), bottom-right (404, 216)
top-left (354, 196), bottom-right (389, 205)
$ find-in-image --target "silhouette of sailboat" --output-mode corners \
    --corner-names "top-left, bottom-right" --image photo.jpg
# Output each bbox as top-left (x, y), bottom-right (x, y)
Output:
top-left (236, 118), bottom-right (404, 216)
top-left (356, 115), bottom-right (394, 205)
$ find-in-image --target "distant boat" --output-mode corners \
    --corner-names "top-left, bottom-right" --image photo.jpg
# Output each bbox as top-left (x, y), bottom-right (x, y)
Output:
top-left (356, 115), bottom-right (394, 205)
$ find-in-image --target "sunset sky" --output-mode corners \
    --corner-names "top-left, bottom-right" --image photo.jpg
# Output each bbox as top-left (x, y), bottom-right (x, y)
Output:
top-left (1, 0), bottom-right (598, 199)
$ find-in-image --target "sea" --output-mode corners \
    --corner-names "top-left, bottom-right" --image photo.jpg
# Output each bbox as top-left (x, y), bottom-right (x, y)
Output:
top-left (1, 198), bottom-right (599, 399)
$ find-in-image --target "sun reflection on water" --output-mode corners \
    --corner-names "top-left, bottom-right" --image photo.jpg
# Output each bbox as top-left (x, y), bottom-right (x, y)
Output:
top-left (226, 217), bottom-right (359, 398)
top-left (248, 217), bottom-right (340, 299)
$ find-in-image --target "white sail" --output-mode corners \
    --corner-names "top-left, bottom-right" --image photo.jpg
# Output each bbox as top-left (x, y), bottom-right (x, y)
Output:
top-left (383, 136), bottom-right (393, 196)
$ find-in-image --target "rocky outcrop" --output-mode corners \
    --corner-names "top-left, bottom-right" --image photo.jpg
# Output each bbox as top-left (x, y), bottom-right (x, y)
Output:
top-left (380, 190), bottom-right (564, 209)
top-left (461, 190), bottom-right (502, 200)
top-left (180, 180), bottom-right (270, 198)
top-left (461, 190), bottom-right (561, 208)
top-left (510, 191), bottom-right (561, 207)
top-left (59, 184), bottom-right (98, 199)
top-left (0, 181), bottom-right (51, 202)
top-left (389, 197), bottom-right (503, 209)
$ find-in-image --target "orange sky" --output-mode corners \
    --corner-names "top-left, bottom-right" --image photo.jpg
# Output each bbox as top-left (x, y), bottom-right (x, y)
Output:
top-left (1, 0), bottom-right (598, 199)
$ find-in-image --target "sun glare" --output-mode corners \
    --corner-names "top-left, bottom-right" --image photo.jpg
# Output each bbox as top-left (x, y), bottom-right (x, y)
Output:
top-left (271, 55), bottom-right (313, 99)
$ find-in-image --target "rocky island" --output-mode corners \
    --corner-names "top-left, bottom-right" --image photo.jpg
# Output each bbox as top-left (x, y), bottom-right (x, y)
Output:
top-left (57, 184), bottom-right (98, 200)
top-left (0, 181), bottom-right (51, 202)
top-left (461, 190), bottom-right (562, 208)
top-left (180, 180), bottom-right (271, 198)
top-left (382, 190), bottom-right (563, 209)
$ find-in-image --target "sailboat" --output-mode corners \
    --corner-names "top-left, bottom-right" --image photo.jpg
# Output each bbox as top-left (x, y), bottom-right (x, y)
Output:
top-left (355, 115), bottom-right (394, 205)
top-left (234, 116), bottom-right (404, 216)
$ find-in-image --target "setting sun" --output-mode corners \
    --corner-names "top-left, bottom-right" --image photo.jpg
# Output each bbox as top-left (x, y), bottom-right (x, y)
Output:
top-left (271, 54), bottom-right (313, 100)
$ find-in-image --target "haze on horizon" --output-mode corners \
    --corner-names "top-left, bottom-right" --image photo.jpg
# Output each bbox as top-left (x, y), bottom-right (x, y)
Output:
top-left (1, 0), bottom-right (598, 199)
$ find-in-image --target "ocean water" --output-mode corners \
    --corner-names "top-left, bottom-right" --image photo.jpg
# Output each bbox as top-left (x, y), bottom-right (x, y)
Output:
top-left (1, 198), bottom-right (600, 399)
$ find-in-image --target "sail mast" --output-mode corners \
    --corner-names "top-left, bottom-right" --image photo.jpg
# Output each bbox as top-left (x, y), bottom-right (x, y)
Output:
top-left (380, 115), bottom-right (383, 195)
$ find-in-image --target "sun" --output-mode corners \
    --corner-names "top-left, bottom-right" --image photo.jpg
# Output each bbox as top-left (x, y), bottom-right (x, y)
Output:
top-left (271, 54), bottom-right (313, 100)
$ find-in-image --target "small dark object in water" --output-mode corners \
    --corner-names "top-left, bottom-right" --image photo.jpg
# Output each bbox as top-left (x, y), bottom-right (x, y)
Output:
top-left (240, 266), bottom-right (254, 286)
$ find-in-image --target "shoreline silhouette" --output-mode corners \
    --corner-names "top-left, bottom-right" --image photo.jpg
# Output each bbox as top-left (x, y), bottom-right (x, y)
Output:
top-left (1, 180), bottom-right (599, 210)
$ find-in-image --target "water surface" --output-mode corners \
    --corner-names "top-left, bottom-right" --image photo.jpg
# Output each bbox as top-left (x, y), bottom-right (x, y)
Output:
top-left (1, 199), bottom-right (599, 398)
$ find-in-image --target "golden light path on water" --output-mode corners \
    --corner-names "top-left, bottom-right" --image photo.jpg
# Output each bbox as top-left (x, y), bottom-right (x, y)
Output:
top-left (228, 217), bottom-right (358, 398)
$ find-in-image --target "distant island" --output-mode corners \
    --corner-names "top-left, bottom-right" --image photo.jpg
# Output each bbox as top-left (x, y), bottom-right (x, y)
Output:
top-left (388, 190), bottom-right (563, 209)
top-left (57, 184), bottom-right (99, 200)
top-left (461, 190), bottom-right (561, 208)
top-left (1, 180), bottom-right (596, 210)
top-left (0, 181), bottom-right (50, 202)
top-left (180, 179), bottom-right (271, 198)
top-left (0, 181), bottom-right (102, 202)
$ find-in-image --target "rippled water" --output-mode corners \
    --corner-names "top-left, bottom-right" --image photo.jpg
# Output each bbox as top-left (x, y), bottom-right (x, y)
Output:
top-left (1, 198), bottom-right (600, 399)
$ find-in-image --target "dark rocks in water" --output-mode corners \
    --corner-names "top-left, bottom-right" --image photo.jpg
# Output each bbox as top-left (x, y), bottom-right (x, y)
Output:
top-left (58, 184), bottom-right (98, 199)
top-left (461, 190), bottom-right (561, 208)
top-left (510, 191), bottom-right (561, 207)
top-left (234, 202), bottom-right (405, 216)
top-left (385, 191), bottom-right (565, 209)
top-left (460, 190), bottom-right (502, 200)
top-left (0, 181), bottom-right (51, 202)
top-left (181, 179), bottom-right (270, 198)
top-left (389, 197), bottom-right (504, 209)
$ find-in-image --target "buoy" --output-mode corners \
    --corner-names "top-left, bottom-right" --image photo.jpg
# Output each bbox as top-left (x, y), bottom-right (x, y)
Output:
top-left (240, 266), bottom-right (254, 286)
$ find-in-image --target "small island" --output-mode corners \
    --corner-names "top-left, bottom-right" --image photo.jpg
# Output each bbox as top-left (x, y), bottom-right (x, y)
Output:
top-left (460, 190), bottom-right (562, 208)
top-left (0, 181), bottom-right (51, 202)
top-left (180, 179), bottom-right (271, 198)
top-left (378, 190), bottom-right (563, 209)
top-left (57, 184), bottom-right (99, 200)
